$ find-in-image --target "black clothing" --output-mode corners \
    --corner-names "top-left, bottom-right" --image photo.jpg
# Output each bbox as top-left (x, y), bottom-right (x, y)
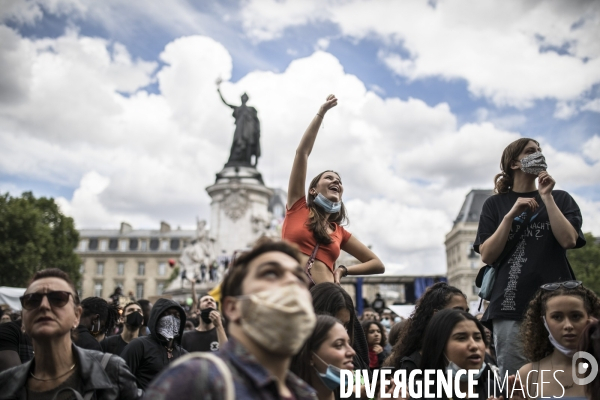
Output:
top-left (0, 321), bottom-right (33, 366)
top-left (0, 344), bottom-right (139, 400)
top-left (26, 368), bottom-right (83, 400)
top-left (120, 298), bottom-right (187, 391)
top-left (399, 350), bottom-right (421, 376)
top-left (181, 329), bottom-right (220, 352)
top-left (474, 190), bottom-right (585, 322)
top-left (101, 334), bottom-right (128, 356)
top-left (74, 326), bottom-right (103, 351)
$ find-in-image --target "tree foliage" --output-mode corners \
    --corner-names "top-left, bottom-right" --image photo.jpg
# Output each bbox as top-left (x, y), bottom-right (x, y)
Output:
top-left (568, 232), bottom-right (600, 296)
top-left (0, 192), bottom-right (80, 287)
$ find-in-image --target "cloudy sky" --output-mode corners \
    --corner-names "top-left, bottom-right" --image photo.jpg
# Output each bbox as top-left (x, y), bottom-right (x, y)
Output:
top-left (1, 0), bottom-right (599, 275)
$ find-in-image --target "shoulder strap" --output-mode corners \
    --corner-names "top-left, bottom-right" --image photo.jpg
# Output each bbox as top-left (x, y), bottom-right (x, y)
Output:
top-left (100, 353), bottom-right (111, 369)
top-left (170, 352), bottom-right (235, 400)
top-left (308, 243), bottom-right (320, 264)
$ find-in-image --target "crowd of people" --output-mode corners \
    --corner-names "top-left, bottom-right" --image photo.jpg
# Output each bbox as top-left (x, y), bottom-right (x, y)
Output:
top-left (0, 95), bottom-right (598, 399)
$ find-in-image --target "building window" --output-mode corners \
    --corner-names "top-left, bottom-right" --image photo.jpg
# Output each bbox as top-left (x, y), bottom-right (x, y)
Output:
top-left (109, 239), bottom-right (118, 251)
top-left (96, 262), bottom-right (104, 275)
top-left (117, 262), bottom-right (125, 276)
top-left (136, 282), bottom-right (144, 299)
top-left (99, 240), bottom-right (108, 251)
top-left (79, 263), bottom-right (85, 274)
top-left (170, 239), bottom-right (180, 251)
top-left (471, 261), bottom-right (478, 269)
top-left (138, 262), bottom-right (145, 276)
top-left (88, 238), bottom-right (98, 250)
top-left (161, 240), bottom-right (169, 251)
top-left (129, 239), bottom-right (138, 251)
top-left (150, 239), bottom-right (159, 250)
top-left (158, 262), bottom-right (166, 276)
top-left (157, 282), bottom-right (165, 295)
top-left (120, 240), bottom-right (128, 251)
top-left (79, 240), bottom-right (87, 251)
top-left (140, 240), bottom-right (147, 251)
top-left (94, 282), bottom-right (103, 297)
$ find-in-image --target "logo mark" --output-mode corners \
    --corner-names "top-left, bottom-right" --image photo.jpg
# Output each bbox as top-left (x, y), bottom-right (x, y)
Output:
top-left (572, 351), bottom-right (598, 386)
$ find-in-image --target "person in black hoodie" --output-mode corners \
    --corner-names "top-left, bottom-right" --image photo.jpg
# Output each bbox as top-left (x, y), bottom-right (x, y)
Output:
top-left (120, 298), bottom-right (187, 391)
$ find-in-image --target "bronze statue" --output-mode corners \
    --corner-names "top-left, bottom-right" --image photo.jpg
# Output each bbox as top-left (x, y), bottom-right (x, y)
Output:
top-left (217, 79), bottom-right (261, 168)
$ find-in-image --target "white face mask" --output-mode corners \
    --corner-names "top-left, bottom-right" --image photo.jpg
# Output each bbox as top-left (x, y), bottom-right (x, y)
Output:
top-left (542, 316), bottom-right (577, 357)
top-left (447, 360), bottom-right (487, 382)
top-left (157, 315), bottom-right (180, 340)
top-left (520, 151), bottom-right (547, 176)
top-left (238, 285), bottom-right (316, 356)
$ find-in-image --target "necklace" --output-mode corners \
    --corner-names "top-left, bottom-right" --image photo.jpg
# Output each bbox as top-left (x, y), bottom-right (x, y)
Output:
top-left (550, 355), bottom-right (574, 390)
top-left (164, 345), bottom-right (174, 359)
top-left (30, 363), bottom-right (76, 381)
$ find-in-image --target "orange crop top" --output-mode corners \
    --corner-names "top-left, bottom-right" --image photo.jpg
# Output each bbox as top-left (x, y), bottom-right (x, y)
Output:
top-left (281, 197), bottom-right (352, 270)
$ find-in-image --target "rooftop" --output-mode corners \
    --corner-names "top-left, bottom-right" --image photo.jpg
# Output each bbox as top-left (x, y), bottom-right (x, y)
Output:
top-left (453, 189), bottom-right (494, 226)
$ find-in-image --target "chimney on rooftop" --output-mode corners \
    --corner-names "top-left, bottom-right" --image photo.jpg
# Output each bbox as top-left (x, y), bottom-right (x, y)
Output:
top-left (120, 222), bottom-right (133, 234)
top-left (160, 221), bottom-right (171, 233)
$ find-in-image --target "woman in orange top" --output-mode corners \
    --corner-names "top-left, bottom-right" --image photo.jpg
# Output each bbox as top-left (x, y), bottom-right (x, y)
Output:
top-left (283, 94), bottom-right (385, 285)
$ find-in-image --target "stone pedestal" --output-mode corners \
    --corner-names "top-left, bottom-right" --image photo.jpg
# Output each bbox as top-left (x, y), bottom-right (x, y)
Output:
top-left (206, 166), bottom-right (274, 256)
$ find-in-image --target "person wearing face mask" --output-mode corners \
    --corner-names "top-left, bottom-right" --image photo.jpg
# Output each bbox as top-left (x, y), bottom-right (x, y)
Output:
top-left (144, 240), bottom-right (318, 400)
top-left (120, 299), bottom-right (187, 392)
top-left (291, 315), bottom-right (356, 400)
top-left (516, 281), bottom-right (600, 399)
top-left (181, 294), bottom-right (227, 352)
top-left (101, 301), bottom-right (144, 356)
top-left (416, 309), bottom-right (505, 400)
top-left (283, 94), bottom-right (384, 287)
top-left (74, 296), bottom-right (119, 351)
top-left (475, 138), bottom-right (586, 378)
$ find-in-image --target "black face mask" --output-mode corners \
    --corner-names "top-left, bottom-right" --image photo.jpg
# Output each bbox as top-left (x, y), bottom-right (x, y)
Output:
top-left (126, 312), bottom-right (144, 329)
top-left (200, 308), bottom-right (215, 324)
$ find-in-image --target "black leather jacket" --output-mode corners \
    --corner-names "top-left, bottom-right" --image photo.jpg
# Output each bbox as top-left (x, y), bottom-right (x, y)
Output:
top-left (0, 345), bottom-right (139, 400)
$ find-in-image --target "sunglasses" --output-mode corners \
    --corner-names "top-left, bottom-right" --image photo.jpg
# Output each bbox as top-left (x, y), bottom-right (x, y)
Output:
top-left (20, 291), bottom-right (73, 310)
top-left (540, 280), bottom-right (582, 291)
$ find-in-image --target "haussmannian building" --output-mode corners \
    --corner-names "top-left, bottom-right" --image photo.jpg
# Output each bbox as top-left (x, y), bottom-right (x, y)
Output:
top-left (445, 189), bottom-right (493, 304)
top-left (75, 222), bottom-right (195, 300)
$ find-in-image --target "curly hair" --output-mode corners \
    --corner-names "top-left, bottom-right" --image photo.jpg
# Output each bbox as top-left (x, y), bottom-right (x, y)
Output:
top-left (306, 170), bottom-right (348, 244)
top-left (81, 297), bottom-right (120, 334)
top-left (493, 138), bottom-right (540, 194)
top-left (521, 284), bottom-right (600, 361)
top-left (361, 320), bottom-right (387, 348)
top-left (579, 321), bottom-right (600, 400)
top-left (383, 282), bottom-right (465, 368)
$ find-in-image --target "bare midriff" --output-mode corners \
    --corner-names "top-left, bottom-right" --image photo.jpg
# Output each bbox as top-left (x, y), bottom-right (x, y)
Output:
top-left (298, 252), bottom-right (334, 284)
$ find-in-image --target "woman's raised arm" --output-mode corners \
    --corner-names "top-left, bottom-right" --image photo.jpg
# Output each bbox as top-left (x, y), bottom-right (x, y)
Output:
top-left (287, 95), bottom-right (338, 209)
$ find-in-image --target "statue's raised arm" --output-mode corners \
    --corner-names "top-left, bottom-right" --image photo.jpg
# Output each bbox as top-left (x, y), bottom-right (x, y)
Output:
top-left (216, 78), bottom-right (235, 109)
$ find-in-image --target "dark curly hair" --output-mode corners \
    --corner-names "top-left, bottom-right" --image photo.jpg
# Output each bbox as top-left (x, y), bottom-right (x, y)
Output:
top-left (521, 283), bottom-right (600, 361)
top-left (362, 320), bottom-right (387, 348)
top-left (306, 170), bottom-right (348, 244)
top-left (383, 282), bottom-right (466, 368)
top-left (579, 321), bottom-right (600, 400)
top-left (81, 297), bottom-right (120, 334)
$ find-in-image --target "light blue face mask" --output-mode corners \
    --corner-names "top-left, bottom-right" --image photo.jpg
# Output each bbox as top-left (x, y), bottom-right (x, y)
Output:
top-left (447, 360), bottom-right (487, 382)
top-left (313, 193), bottom-right (341, 214)
top-left (381, 318), bottom-right (391, 329)
top-left (312, 352), bottom-right (342, 391)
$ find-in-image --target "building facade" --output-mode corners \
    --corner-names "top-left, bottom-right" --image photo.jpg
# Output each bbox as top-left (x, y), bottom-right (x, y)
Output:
top-left (445, 189), bottom-right (493, 304)
top-left (76, 222), bottom-right (195, 300)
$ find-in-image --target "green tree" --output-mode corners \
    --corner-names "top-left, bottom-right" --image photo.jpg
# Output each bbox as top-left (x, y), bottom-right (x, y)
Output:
top-left (0, 192), bottom-right (80, 287)
top-left (568, 232), bottom-right (600, 295)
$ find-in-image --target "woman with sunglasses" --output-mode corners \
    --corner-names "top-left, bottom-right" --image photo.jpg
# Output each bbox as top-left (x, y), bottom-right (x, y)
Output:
top-left (0, 268), bottom-right (139, 400)
top-left (516, 281), bottom-right (600, 399)
top-left (474, 138), bottom-right (586, 377)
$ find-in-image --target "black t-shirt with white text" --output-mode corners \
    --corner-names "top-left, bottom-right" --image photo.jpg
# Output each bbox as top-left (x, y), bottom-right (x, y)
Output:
top-left (474, 190), bottom-right (585, 322)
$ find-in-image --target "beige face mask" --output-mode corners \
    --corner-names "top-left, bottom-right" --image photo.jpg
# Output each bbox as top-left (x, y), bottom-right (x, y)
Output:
top-left (238, 284), bottom-right (316, 356)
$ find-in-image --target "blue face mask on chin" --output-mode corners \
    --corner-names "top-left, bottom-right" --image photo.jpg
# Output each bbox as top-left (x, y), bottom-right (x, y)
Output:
top-left (313, 193), bottom-right (341, 214)
top-left (312, 352), bottom-right (342, 391)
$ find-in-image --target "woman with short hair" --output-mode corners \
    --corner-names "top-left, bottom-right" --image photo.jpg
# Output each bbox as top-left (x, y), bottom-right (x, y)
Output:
top-left (0, 268), bottom-right (139, 400)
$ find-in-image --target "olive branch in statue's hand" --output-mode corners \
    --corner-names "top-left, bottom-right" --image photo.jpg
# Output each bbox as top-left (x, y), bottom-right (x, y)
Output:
top-left (215, 77), bottom-right (222, 86)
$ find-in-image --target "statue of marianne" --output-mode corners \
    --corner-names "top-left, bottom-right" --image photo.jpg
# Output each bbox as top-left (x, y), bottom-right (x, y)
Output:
top-left (217, 79), bottom-right (261, 168)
